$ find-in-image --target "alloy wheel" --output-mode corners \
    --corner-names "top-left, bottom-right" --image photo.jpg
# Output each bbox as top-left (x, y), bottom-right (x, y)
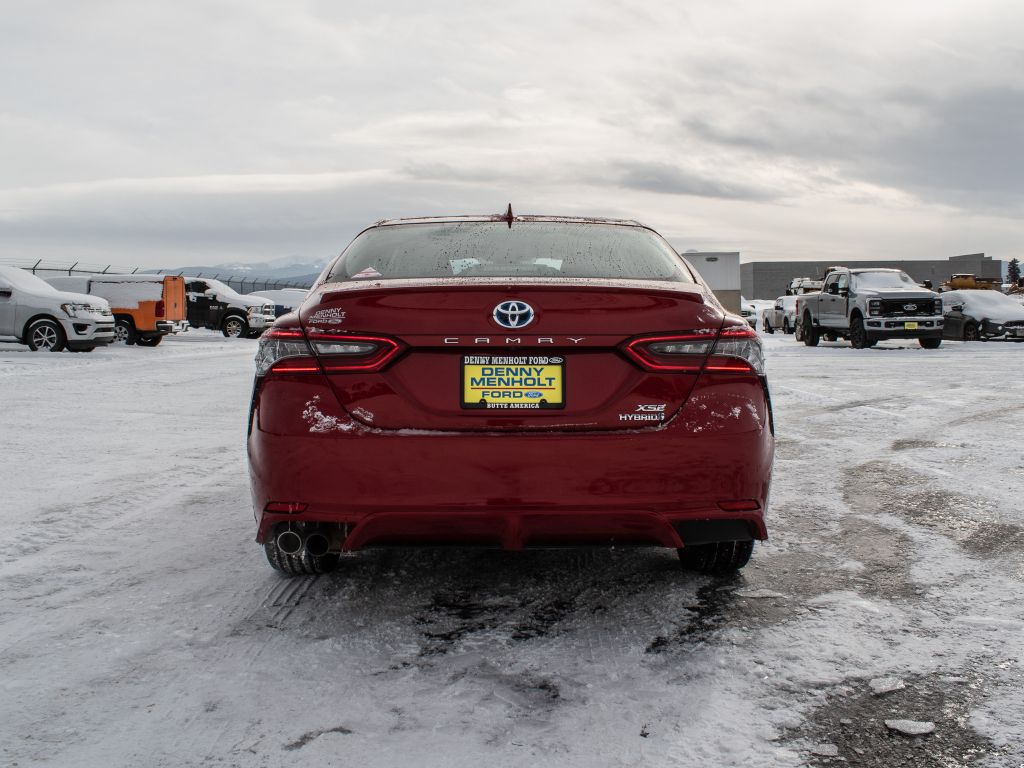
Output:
top-left (33, 325), bottom-right (58, 349)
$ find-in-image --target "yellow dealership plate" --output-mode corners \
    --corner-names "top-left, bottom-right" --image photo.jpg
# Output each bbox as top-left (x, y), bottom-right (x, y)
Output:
top-left (904, 321), bottom-right (919, 330)
top-left (461, 354), bottom-right (565, 409)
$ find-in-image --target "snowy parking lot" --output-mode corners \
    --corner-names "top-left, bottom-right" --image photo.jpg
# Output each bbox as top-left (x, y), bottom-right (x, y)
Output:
top-left (2, 332), bottom-right (1022, 767)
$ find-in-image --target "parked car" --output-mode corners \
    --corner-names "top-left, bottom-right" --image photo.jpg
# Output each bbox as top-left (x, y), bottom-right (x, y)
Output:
top-left (740, 296), bottom-right (757, 329)
top-left (785, 276), bottom-right (823, 295)
top-left (0, 266), bottom-right (115, 352)
top-left (761, 295), bottom-right (798, 334)
top-left (247, 288), bottom-right (309, 318)
top-left (46, 274), bottom-right (188, 347)
top-left (249, 213), bottom-right (774, 576)
top-left (796, 267), bottom-right (943, 349)
top-left (941, 289), bottom-right (1024, 341)
top-left (183, 278), bottom-right (276, 338)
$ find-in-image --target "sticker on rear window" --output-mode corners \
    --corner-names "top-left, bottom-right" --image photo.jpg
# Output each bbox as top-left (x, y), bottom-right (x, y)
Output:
top-left (352, 267), bottom-right (383, 279)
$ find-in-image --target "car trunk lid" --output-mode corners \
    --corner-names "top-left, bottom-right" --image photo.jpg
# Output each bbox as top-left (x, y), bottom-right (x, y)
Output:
top-left (298, 279), bottom-right (725, 432)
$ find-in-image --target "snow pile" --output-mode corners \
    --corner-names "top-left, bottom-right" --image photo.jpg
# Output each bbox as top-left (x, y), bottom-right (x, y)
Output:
top-left (88, 279), bottom-right (163, 310)
top-left (941, 289), bottom-right (1024, 323)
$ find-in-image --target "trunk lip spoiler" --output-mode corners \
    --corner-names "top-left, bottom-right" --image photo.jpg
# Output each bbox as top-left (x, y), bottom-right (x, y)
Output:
top-left (312, 278), bottom-right (708, 304)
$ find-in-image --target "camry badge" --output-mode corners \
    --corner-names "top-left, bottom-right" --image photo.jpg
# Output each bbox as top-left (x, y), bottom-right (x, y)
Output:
top-left (493, 300), bottom-right (535, 329)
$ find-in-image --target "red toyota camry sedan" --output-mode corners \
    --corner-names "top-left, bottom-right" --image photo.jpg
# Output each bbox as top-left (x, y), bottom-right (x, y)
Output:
top-left (248, 212), bottom-right (774, 576)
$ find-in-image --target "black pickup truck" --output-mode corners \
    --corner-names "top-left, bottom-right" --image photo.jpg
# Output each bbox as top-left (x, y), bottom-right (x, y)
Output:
top-left (184, 278), bottom-right (276, 338)
top-left (796, 268), bottom-right (944, 349)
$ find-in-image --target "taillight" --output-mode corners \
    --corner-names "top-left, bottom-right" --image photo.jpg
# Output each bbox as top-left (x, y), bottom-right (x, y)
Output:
top-left (622, 332), bottom-right (716, 372)
top-left (706, 321), bottom-right (766, 374)
top-left (306, 331), bottom-right (403, 372)
top-left (155, 300), bottom-right (165, 318)
top-left (255, 328), bottom-right (404, 376)
top-left (622, 320), bottom-right (765, 375)
top-left (255, 328), bottom-right (318, 376)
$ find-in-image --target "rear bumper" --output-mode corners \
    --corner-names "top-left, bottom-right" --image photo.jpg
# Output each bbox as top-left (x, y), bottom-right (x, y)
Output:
top-left (257, 506), bottom-right (766, 551)
top-left (248, 374), bottom-right (774, 549)
top-left (153, 320), bottom-right (189, 335)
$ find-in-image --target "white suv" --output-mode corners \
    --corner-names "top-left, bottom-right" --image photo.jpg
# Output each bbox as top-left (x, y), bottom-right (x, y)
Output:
top-left (0, 266), bottom-right (115, 352)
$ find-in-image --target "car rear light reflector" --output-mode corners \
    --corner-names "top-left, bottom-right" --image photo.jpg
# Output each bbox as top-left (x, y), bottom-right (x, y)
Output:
top-left (155, 299), bottom-right (165, 318)
top-left (307, 331), bottom-right (403, 372)
top-left (717, 500), bottom-right (761, 512)
top-left (265, 501), bottom-right (308, 514)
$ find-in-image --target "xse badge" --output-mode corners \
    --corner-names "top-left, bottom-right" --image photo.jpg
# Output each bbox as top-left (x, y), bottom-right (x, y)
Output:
top-left (619, 403), bottom-right (667, 422)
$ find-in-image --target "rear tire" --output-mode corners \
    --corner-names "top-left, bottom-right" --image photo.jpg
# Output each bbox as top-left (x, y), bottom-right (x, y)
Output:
top-left (26, 319), bottom-right (66, 352)
top-left (222, 315), bottom-right (248, 338)
top-left (263, 536), bottom-right (340, 576)
top-left (135, 335), bottom-right (162, 347)
top-left (802, 313), bottom-right (819, 346)
top-left (678, 540), bottom-right (754, 574)
top-left (114, 318), bottom-right (137, 345)
top-left (783, 318), bottom-right (791, 334)
top-left (919, 337), bottom-right (941, 349)
top-left (963, 323), bottom-right (979, 341)
top-left (763, 318), bottom-right (774, 334)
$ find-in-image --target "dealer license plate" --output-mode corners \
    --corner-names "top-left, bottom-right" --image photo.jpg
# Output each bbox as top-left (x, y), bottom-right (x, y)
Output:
top-left (461, 354), bottom-right (565, 409)
top-left (904, 321), bottom-right (919, 330)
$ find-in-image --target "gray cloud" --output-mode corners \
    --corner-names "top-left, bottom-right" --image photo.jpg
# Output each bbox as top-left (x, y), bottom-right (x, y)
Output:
top-left (1, 1), bottom-right (1022, 266)
top-left (867, 87), bottom-right (1024, 207)
top-left (611, 161), bottom-right (776, 201)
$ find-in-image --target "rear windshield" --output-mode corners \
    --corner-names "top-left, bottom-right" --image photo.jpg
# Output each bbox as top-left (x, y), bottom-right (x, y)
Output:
top-left (324, 222), bottom-right (694, 283)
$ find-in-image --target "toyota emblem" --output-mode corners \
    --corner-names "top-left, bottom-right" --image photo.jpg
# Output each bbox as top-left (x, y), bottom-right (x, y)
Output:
top-left (493, 300), bottom-right (535, 329)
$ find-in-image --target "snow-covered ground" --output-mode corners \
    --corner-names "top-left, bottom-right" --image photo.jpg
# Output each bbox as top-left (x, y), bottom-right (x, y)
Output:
top-left (1, 331), bottom-right (1022, 767)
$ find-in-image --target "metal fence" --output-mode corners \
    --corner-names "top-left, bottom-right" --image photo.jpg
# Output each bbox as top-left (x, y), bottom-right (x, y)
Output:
top-left (0, 258), bottom-right (315, 292)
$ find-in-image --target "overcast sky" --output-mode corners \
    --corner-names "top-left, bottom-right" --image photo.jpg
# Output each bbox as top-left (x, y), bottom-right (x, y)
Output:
top-left (1, 0), bottom-right (1022, 269)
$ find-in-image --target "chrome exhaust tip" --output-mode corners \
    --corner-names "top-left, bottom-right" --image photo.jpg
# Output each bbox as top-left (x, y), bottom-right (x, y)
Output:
top-left (276, 530), bottom-right (303, 555)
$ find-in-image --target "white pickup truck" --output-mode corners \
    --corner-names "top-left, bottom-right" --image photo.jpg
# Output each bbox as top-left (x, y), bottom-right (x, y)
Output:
top-left (796, 267), bottom-right (944, 349)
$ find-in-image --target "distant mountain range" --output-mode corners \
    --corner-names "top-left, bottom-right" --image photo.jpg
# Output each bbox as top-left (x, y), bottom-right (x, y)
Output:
top-left (148, 256), bottom-right (328, 287)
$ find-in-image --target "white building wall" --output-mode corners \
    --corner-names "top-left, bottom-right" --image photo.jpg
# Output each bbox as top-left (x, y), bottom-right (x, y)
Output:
top-left (677, 251), bottom-right (741, 313)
